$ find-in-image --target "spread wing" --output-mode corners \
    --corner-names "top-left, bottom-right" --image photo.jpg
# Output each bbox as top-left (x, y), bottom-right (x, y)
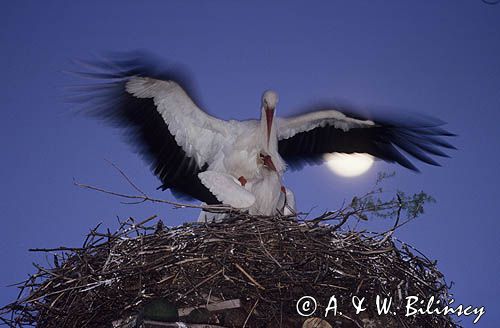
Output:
top-left (277, 109), bottom-right (455, 171)
top-left (71, 53), bottom-right (233, 203)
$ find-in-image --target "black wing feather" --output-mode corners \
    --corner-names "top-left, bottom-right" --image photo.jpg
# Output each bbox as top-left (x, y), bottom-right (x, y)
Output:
top-left (72, 54), bottom-right (219, 204)
top-left (278, 115), bottom-right (454, 172)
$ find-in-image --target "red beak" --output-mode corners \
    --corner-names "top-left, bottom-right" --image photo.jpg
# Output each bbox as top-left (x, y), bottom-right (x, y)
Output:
top-left (265, 108), bottom-right (274, 146)
top-left (260, 154), bottom-right (277, 172)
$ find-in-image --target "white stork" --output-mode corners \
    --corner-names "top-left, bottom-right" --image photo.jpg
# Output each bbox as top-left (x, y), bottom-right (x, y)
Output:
top-left (74, 53), bottom-right (454, 217)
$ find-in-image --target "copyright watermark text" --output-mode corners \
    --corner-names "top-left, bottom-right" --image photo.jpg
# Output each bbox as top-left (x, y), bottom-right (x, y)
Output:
top-left (296, 295), bottom-right (485, 324)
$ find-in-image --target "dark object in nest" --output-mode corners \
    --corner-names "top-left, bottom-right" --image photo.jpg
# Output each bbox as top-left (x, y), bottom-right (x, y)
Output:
top-left (1, 214), bottom-right (458, 328)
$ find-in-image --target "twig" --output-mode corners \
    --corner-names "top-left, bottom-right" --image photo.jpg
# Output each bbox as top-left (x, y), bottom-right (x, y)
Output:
top-left (242, 299), bottom-right (259, 328)
top-left (73, 179), bottom-right (234, 212)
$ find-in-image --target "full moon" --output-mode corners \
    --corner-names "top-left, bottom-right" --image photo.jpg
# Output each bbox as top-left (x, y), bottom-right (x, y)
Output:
top-left (324, 153), bottom-right (374, 177)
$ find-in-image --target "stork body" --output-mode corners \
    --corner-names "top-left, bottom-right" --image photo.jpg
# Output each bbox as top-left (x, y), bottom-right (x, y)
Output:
top-left (76, 53), bottom-right (454, 218)
top-left (197, 97), bottom-right (290, 215)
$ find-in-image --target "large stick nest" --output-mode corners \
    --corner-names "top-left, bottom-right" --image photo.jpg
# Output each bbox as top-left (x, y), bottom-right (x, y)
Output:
top-left (1, 210), bottom-right (458, 328)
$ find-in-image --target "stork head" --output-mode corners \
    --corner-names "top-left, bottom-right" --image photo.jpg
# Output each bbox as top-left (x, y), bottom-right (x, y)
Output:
top-left (261, 90), bottom-right (279, 146)
top-left (262, 90), bottom-right (279, 111)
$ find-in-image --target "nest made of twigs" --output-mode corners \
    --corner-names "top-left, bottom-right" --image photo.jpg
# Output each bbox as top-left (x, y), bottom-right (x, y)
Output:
top-left (1, 212), bottom-right (458, 328)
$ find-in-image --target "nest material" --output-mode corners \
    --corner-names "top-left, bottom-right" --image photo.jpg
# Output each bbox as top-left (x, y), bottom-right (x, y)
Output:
top-left (1, 213), bottom-right (458, 328)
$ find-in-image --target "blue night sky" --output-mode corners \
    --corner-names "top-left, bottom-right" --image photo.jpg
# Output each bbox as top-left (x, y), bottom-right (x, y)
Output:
top-left (1, 1), bottom-right (499, 327)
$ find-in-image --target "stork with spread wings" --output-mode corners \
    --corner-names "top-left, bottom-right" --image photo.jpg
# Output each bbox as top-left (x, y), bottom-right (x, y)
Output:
top-left (73, 52), bottom-right (455, 216)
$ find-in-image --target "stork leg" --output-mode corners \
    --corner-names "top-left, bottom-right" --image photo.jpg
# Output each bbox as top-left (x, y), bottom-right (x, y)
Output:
top-left (280, 185), bottom-right (296, 216)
